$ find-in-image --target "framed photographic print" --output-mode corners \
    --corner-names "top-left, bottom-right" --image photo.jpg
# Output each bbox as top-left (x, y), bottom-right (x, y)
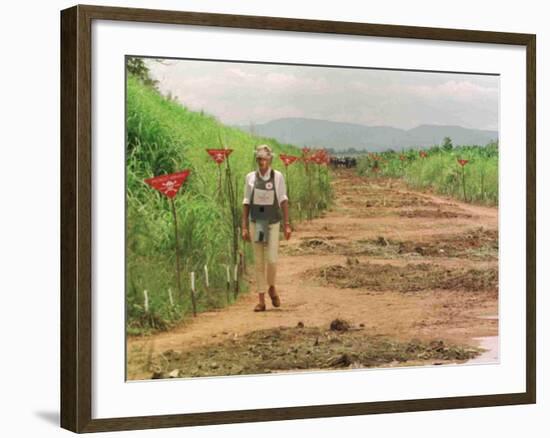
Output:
top-left (60, 4), bottom-right (536, 433)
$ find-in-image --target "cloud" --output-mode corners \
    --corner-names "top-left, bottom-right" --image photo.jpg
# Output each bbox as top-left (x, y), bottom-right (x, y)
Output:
top-left (145, 59), bottom-right (499, 130)
top-left (227, 67), bottom-right (257, 80)
top-left (405, 80), bottom-right (498, 102)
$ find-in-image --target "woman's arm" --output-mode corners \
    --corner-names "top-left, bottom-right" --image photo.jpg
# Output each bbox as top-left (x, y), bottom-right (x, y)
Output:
top-left (275, 171), bottom-right (291, 240)
top-left (281, 200), bottom-right (291, 240)
top-left (242, 204), bottom-right (250, 241)
top-left (281, 200), bottom-right (290, 225)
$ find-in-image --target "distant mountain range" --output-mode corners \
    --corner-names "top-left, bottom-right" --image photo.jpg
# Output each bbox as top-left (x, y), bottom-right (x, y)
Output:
top-left (235, 117), bottom-right (498, 152)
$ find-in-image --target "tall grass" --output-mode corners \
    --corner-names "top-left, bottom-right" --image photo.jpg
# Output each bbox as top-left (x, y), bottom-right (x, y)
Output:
top-left (126, 75), bottom-right (332, 334)
top-left (357, 143), bottom-right (498, 205)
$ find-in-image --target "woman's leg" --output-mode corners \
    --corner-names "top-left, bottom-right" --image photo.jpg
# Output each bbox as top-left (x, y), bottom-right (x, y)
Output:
top-left (250, 222), bottom-right (267, 310)
top-left (266, 222), bottom-right (281, 306)
top-left (266, 221), bottom-right (280, 284)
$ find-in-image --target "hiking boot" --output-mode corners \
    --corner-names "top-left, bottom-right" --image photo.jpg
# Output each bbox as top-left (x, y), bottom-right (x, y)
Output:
top-left (268, 286), bottom-right (281, 307)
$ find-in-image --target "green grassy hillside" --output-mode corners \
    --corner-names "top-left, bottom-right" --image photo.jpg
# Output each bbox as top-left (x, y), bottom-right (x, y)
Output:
top-left (126, 75), bottom-right (332, 335)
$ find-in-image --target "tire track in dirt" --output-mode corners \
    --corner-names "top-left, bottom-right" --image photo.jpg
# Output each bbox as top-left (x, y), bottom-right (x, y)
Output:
top-left (127, 169), bottom-right (498, 380)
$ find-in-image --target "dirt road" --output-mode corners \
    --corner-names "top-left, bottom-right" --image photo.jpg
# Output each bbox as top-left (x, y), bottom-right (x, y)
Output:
top-left (127, 169), bottom-right (498, 380)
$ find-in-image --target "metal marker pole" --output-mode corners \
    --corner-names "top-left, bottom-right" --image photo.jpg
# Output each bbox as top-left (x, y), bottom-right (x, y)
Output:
top-left (217, 164), bottom-right (222, 198)
top-left (307, 161), bottom-right (313, 220)
top-left (170, 198), bottom-right (184, 305)
top-left (285, 164), bottom-right (290, 203)
top-left (285, 164), bottom-right (293, 227)
top-left (220, 134), bottom-right (238, 271)
top-left (462, 165), bottom-right (467, 202)
top-left (317, 163), bottom-right (323, 196)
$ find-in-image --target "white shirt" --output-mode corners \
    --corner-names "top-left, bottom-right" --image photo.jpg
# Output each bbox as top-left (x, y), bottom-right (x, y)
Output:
top-left (242, 167), bottom-right (288, 206)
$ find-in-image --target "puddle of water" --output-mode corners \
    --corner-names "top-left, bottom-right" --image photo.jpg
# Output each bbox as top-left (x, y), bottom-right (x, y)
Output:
top-left (467, 336), bottom-right (499, 364)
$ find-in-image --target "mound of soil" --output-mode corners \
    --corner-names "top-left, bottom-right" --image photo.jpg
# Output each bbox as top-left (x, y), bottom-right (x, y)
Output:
top-left (398, 208), bottom-right (473, 219)
top-left (309, 261), bottom-right (498, 293)
top-left (298, 238), bottom-right (335, 251)
top-left (330, 318), bottom-right (351, 331)
top-left (149, 325), bottom-right (481, 378)
top-left (285, 227), bottom-right (497, 261)
top-left (353, 194), bottom-right (439, 209)
top-left (391, 227), bottom-right (498, 259)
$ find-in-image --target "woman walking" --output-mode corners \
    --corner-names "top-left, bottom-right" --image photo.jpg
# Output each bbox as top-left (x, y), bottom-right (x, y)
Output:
top-left (242, 145), bottom-right (292, 311)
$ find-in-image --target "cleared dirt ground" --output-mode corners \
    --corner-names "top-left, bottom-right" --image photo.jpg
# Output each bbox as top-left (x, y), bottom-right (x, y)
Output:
top-left (127, 169), bottom-right (498, 380)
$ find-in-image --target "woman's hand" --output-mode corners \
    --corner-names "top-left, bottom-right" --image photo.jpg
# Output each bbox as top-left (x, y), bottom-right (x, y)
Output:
top-left (284, 224), bottom-right (292, 240)
top-left (242, 227), bottom-right (250, 241)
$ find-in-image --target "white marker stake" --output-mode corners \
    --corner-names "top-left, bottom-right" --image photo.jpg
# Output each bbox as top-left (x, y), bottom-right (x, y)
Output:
top-left (190, 272), bottom-right (197, 316)
top-left (224, 264), bottom-right (231, 303)
top-left (204, 265), bottom-right (209, 288)
top-left (168, 288), bottom-right (174, 307)
top-left (233, 263), bottom-right (240, 297)
top-left (143, 290), bottom-right (149, 312)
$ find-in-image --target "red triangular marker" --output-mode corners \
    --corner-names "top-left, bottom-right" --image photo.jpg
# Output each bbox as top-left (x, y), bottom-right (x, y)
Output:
top-left (206, 149), bottom-right (233, 165)
top-left (279, 154), bottom-right (299, 167)
top-left (144, 170), bottom-right (191, 198)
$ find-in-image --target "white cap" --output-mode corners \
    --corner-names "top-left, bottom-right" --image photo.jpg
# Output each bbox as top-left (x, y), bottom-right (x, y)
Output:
top-left (255, 144), bottom-right (274, 159)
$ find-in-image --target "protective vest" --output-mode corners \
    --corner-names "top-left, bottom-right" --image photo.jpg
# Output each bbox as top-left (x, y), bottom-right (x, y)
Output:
top-left (250, 169), bottom-right (282, 224)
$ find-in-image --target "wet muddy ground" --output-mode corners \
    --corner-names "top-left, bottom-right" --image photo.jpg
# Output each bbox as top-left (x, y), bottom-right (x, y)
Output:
top-left (127, 169), bottom-right (499, 380)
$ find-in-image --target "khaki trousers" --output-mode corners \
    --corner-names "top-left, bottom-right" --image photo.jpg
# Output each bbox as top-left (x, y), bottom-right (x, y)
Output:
top-left (249, 221), bottom-right (280, 293)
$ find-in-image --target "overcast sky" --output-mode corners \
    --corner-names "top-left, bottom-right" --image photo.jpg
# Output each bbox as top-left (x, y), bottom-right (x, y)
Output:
top-left (145, 58), bottom-right (499, 131)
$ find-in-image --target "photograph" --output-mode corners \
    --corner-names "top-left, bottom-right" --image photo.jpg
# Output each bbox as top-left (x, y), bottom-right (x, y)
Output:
top-left (125, 56), bottom-right (500, 381)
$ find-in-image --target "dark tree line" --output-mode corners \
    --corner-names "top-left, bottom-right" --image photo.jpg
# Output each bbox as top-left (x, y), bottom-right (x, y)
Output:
top-left (126, 57), bottom-right (158, 88)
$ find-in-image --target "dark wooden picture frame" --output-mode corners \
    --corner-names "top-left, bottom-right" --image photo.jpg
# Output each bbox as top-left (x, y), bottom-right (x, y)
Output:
top-left (60, 4), bottom-right (536, 433)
